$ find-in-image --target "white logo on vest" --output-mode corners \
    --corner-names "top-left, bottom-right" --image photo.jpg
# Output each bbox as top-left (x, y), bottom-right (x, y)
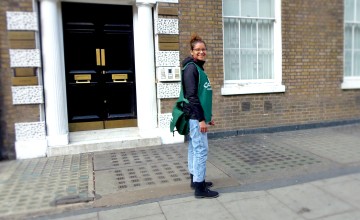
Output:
top-left (204, 82), bottom-right (212, 90)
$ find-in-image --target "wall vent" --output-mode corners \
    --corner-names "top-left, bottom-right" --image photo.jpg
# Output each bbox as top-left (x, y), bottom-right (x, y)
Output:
top-left (241, 102), bottom-right (251, 112)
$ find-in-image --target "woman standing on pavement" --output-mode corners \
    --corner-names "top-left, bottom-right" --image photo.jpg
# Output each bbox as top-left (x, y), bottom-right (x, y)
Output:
top-left (182, 33), bottom-right (219, 198)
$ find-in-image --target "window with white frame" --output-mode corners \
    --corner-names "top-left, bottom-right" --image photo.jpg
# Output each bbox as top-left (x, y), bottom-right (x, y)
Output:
top-left (222, 0), bottom-right (284, 95)
top-left (343, 0), bottom-right (360, 89)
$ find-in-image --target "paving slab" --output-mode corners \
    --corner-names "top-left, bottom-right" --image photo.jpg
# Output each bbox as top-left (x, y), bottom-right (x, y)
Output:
top-left (316, 210), bottom-right (360, 220)
top-left (160, 198), bottom-right (234, 220)
top-left (350, 172), bottom-right (360, 181)
top-left (220, 193), bottom-right (304, 220)
top-left (0, 154), bottom-right (94, 219)
top-left (48, 213), bottom-right (98, 220)
top-left (98, 202), bottom-right (162, 220)
top-left (268, 183), bottom-right (353, 219)
top-left (216, 190), bottom-right (268, 204)
top-left (312, 178), bottom-right (360, 209)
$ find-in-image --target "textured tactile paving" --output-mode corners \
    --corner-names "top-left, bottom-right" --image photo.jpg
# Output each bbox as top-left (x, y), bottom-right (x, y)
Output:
top-left (270, 124), bottom-right (360, 164)
top-left (0, 154), bottom-right (92, 216)
top-left (94, 145), bottom-right (191, 194)
top-left (95, 160), bottom-right (190, 195)
top-left (94, 145), bottom-right (187, 170)
top-left (208, 135), bottom-right (324, 177)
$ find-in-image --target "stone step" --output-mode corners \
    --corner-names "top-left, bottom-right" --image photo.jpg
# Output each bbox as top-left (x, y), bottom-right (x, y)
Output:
top-left (47, 127), bottom-right (162, 156)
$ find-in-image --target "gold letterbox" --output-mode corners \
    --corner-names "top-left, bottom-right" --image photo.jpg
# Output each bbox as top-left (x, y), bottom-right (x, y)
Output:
top-left (74, 74), bottom-right (91, 83)
top-left (112, 74), bottom-right (128, 83)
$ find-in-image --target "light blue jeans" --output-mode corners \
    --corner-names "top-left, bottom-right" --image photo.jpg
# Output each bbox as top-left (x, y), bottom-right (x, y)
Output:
top-left (188, 119), bottom-right (208, 183)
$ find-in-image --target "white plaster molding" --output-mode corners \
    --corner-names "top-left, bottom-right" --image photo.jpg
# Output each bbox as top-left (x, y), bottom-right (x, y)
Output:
top-left (6, 11), bottom-right (38, 31)
top-left (134, 1), bottom-right (158, 130)
top-left (158, 113), bottom-right (185, 144)
top-left (15, 139), bottom-right (48, 159)
top-left (157, 82), bottom-right (180, 98)
top-left (15, 122), bottom-right (46, 141)
top-left (47, 133), bottom-right (70, 147)
top-left (40, 0), bottom-right (70, 146)
top-left (157, 0), bottom-right (178, 3)
top-left (136, 0), bottom-right (156, 4)
top-left (10, 49), bottom-right (41, 67)
top-left (12, 86), bottom-right (44, 104)
top-left (158, 113), bottom-right (172, 128)
top-left (156, 51), bottom-right (180, 67)
top-left (156, 18), bottom-right (179, 34)
top-left (221, 83), bottom-right (285, 95)
top-left (342, 78), bottom-right (360, 89)
top-left (158, 127), bottom-right (184, 144)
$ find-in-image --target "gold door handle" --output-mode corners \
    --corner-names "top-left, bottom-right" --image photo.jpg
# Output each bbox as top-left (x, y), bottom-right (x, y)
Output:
top-left (101, 49), bottom-right (105, 66)
top-left (96, 49), bottom-right (101, 66)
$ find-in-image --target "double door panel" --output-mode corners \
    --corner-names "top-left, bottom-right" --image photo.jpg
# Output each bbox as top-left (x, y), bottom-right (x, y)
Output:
top-left (62, 3), bottom-right (136, 129)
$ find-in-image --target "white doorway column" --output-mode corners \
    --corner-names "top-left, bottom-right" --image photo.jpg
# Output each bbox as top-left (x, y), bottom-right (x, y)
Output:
top-left (40, 0), bottom-right (69, 146)
top-left (134, 0), bottom-right (158, 132)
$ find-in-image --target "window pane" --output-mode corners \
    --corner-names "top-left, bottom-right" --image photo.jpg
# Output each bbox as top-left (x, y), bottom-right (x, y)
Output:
top-left (223, 0), bottom-right (239, 16)
top-left (240, 19), bottom-right (257, 49)
top-left (241, 0), bottom-right (257, 17)
top-left (355, 25), bottom-right (360, 49)
top-left (357, 0), bottom-right (360, 21)
top-left (355, 51), bottom-right (360, 76)
top-left (258, 50), bottom-right (273, 79)
top-left (258, 20), bottom-right (274, 49)
top-left (355, 25), bottom-right (360, 76)
top-left (224, 18), bottom-right (239, 48)
top-left (345, 0), bottom-right (355, 21)
top-left (259, 0), bottom-right (274, 18)
top-left (225, 49), bottom-right (240, 80)
top-left (240, 49), bottom-right (256, 79)
top-left (344, 24), bottom-right (353, 49)
top-left (344, 50), bottom-right (352, 76)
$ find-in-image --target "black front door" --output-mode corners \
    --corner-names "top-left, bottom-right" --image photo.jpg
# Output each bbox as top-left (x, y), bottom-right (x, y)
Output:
top-left (62, 3), bottom-right (137, 131)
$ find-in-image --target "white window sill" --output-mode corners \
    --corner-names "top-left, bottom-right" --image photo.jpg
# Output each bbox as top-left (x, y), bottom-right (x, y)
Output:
top-left (341, 78), bottom-right (360, 89)
top-left (221, 83), bottom-right (286, 95)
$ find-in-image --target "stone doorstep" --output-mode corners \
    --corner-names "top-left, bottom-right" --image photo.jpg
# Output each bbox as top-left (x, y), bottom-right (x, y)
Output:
top-left (47, 137), bottom-right (162, 157)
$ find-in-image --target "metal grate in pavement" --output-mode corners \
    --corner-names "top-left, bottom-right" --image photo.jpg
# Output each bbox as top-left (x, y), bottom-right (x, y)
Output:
top-left (0, 154), bottom-right (92, 216)
top-left (209, 135), bottom-right (323, 177)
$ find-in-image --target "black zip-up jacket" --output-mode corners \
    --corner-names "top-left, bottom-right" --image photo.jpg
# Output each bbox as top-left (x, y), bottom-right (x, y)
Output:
top-left (182, 57), bottom-right (206, 122)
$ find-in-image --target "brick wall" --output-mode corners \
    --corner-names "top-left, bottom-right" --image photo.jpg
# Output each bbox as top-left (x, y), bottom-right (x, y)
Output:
top-left (178, 0), bottom-right (360, 133)
top-left (0, 0), bottom-right (35, 159)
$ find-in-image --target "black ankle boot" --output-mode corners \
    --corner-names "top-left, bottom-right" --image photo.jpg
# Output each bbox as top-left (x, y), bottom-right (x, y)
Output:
top-left (190, 174), bottom-right (213, 189)
top-left (194, 181), bottom-right (219, 198)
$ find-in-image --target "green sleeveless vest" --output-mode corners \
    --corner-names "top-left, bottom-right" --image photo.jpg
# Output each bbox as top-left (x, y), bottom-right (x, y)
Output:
top-left (183, 62), bottom-right (213, 123)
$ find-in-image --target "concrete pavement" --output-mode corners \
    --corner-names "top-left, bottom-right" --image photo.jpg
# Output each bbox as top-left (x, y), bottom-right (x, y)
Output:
top-left (0, 123), bottom-right (359, 220)
top-left (45, 173), bottom-right (360, 220)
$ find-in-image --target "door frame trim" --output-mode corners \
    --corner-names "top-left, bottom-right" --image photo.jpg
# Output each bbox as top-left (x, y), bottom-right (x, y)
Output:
top-left (40, 0), bottom-right (157, 146)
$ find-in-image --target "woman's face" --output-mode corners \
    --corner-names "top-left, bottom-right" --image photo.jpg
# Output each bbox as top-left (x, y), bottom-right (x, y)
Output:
top-left (191, 42), bottom-right (207, 61)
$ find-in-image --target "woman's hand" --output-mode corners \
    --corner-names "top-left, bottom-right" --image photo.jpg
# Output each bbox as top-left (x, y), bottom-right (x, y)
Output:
top-left (199, 120), bottom-right (208, 133)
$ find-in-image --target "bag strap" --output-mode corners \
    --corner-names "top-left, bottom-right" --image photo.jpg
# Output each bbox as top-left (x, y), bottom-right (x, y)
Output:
top-left (180, 62), bottom-right (201, 104)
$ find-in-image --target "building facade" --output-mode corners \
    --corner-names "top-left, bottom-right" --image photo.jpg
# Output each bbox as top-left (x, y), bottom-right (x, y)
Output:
top-left (0, 0), bottom-right (359, 160)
